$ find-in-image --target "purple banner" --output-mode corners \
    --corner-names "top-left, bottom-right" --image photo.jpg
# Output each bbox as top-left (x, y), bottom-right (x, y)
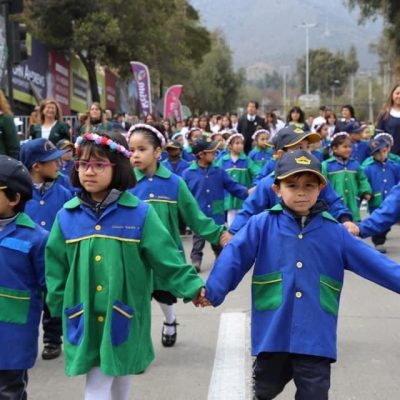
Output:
top-left (130, 61), bottom-right (152, 116)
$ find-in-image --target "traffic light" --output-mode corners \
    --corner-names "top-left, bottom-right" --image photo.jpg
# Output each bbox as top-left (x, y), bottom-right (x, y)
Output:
top-left (10, 22), bottom-right (28, 64)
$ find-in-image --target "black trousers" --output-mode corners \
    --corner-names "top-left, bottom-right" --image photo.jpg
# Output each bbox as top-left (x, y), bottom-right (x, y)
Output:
top-left (253, 352), bottom-right (331, 400)
top-left (190, 234), bottom-right (222, 263)
top-left (0, 370), bottom-right (28, 400)
top-left (43, 299), bottom-right (62, 345)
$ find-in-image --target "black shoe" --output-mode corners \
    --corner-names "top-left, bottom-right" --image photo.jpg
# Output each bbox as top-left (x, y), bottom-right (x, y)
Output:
top-left (161, 321), bottom-right (179, 347)
top-left (42, 343), bottom-right (62, 360)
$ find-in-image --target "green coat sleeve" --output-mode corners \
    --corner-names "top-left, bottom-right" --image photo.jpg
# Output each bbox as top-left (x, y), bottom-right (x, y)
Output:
top-left (177, 179), bottom-right (224, 245)
top-left (45, 217), bottom-right (70, 317)
top-left (247, 157), bottom-right (260, 183)
top-left (140, 205), bottom-right (204, 301)
top-left (321, 161), bottom-right (328, 178)
top-left (29, 124), bottom-right (41, 139)
top-left (357, 167), bottom-right (372, 197)
top-left (1, 115), bottom-right (20, 159)
top-left (49, 121), bottom-right (70, 144)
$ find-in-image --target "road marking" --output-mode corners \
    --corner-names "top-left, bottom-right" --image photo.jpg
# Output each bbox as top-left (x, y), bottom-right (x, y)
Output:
top-left (208, 312), bottom-right (246, 400)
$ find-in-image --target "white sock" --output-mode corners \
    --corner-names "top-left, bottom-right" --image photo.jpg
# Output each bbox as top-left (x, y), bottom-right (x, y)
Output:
top-left (158, 302), bottom-right (176, 335)
top-left (111, 375), bottom-right (133, 400)
top-left (85, 367), bottom-right (113, 400)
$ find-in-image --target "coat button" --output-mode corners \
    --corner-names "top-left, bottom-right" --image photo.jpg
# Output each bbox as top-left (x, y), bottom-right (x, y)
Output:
top-left (207, 204), bottom-right (211, 208)
top-left (40, 221), bottom-right (46, 226)
top-left (149, 193), bottom-right (154, 198)
top-left (295, 291), bottom-right (302, 298)
top-left (206, 189), bottom-right (210, 193)
top-left (296, 261), bottom-right (303, 268)
top-left (97, 316), bottom-right (104, 323)
top-left (298, 234), bottom-right (303, 239)
top-left (40, 200), bottom-right (45, 205)
top-left (95, 255), bottom-right (102, 262)
top-left (96, 285), bottom-right (103, 292)
top-left (95, 225), bottom-right (101, 231)
top-left (383, 179), bottom-right (387, 183)
top-left (148, 178), bottom-right (153, 182)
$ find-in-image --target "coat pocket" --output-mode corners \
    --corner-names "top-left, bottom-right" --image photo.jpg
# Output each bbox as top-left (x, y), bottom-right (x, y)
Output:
top-left (64, 304), bottom-right (85, 345)
top-left (111, 300), bottom-right (134, 346)
top-left (320, 275), bottom-right (342, 317)
top-left (252, 272), bottom-right (283, 311)
top-left (0, 286), bottom-right (31, 324)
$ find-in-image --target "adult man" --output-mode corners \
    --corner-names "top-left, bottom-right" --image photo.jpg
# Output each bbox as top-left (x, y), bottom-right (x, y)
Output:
top-left (237, 101), bottom-right (266, 154)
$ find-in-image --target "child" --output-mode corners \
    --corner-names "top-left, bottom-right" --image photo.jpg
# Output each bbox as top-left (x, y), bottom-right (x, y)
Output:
top-left (20, 138), bottom-right (73, 360)
top-left (0, 155), bottom-right (48, 399)
top-left (362, 137), bottom-right (400, 252)
top-left (310, 122), bottom-right (330, 162)
top-left (248, 129), bottom-right (273, 171)
top-left (322, 132), bottom-right (371, 221)
top-left (346, 122), bottom-right (370, 163)
top-left (45, 131), bottom-right (205, 400)
top-left (56, 138), bottom-right (75, 177)
top-left (182, 135), bottom-right (248, 271)
top-left (215, 133), bottom-right (258, 226)
top-left (204, 149), bottom-right (400, 400)
top-left (183, 128), bottom-right (202, 162)
top-left (161, 139), bottom-right (190, 177)
top-left (229, 127), bottom-right (352, 235)
top-left (128, 124), bottom-right (227, 347)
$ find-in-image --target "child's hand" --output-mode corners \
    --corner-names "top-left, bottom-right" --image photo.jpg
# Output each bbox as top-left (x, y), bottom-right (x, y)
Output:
top-left (343, 221), bottom-right (360, 236)
top-left (363, 193), bottom-right (372, 201)
top-left (220, 231), bottom-right (233, 247)
top-left (248, 186), bottom-right (256, 195)
top-left (192, 288), bottom-right (212, 307)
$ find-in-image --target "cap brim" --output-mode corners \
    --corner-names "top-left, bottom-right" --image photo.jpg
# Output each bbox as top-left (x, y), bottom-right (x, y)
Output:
top-left (276, 168), bottom-right (327, 186)
top-left (166, 145), bottom-right (181, 149)
top-left (282, 132), bottom-right (321, 149)
top-left (38, 149), bottom-right (66, 163)
top-left (203, 141), bottom-right (220, 152)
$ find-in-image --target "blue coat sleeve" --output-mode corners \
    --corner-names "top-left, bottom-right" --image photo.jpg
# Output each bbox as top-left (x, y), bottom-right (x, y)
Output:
top-left (222, 169), bottom-right (248, 199)
top-left (206, 214), bottom-right (262, 306)
top-left (229, 176), bottom-right (276, 234)
top-left (343, 225), bottom-right (400, 293)
top-left (254, 161), bottom-right (274, 185)
top-left (359, 183), bottom-right (400, 237)
top-left (319, 182), bottom-right (353, 222)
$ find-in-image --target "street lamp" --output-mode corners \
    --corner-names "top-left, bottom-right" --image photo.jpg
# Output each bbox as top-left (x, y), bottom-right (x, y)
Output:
top-left (280, 65), bottom-right (290, 116)
top-left (296, 23), bottom-right (317, 96)
top-left (331, 80), bottom-right (340, 109)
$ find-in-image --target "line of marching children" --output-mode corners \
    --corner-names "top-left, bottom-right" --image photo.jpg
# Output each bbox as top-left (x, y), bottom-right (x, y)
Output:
top-left (2, 112), bottom-right (400, 400)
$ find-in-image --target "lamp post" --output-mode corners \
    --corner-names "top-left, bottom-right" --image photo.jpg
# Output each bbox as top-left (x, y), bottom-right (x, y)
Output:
top-left (296, 23), bottom-right (317, 96)
top-left (331, 80), bottom-right (340, 109)
top-left (280, 65), bottom-right (290, 117)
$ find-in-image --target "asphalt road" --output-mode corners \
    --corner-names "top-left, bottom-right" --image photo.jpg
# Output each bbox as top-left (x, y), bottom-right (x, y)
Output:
top-left (28, 222), bottom-right (400, 399)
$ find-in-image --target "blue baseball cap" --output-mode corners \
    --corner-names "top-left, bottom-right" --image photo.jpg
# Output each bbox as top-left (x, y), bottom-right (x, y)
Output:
top-left (20, 138), bottom-right (66, 170)
top-left (370, 137), bottom-right (389, 155)
top-left (271, 125), bottom-right (321, 150)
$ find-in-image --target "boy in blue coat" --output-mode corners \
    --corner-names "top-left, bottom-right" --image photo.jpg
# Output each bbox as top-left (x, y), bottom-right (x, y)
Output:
top-left (362, 137), bottom-right (400, 252)
top-left (161, 139), bottom-right (190, 177)
top-left (204, 150), bottom-right (400, 400)
top-left (182, 135), bottom-right (248, 271)
top-left (0, 156), bottom-right (48, 399)
top-left (20, 138), bottom-right (73, 360)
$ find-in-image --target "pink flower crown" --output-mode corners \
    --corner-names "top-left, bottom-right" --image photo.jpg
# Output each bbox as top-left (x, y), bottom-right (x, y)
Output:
top-left (226, 133), bottom-right (244, 147)
top-left (252, 129), bottom-right (270, 141)
top-left (75, 133), bottom-right (132, 159)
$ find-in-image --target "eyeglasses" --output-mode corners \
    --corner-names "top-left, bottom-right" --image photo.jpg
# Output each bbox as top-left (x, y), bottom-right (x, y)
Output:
top-left (74, 160), bottom-right (115, 172)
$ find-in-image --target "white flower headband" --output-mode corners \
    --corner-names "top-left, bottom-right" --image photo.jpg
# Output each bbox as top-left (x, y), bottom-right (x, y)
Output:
top-left (128, 123), bottom-right (166, 148)
top-left (331, 131), bottom-right (349, 142)
top-left (75, 133), bottom-right (132, 158)
top-left (226, 133), bottom-right (244, 147)
top-left (252, 129), bottom-right (270, 140)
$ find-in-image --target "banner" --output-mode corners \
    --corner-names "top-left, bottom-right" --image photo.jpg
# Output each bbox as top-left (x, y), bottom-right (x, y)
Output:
top-left (0, 15), bottom-right (6, 87)
top-left (130, 61), bottom-right (152, 116)
top-left (163, 84), bottom-right (183, 122)
top-left (48, 51), bottom-right (70, 115)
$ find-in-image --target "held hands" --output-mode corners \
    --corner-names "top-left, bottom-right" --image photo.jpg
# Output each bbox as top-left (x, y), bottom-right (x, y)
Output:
top-left (219, 231), bottom-right (233, 247)
top-left (363, 193), bottom-right (372, 201)
top-left (248, 186), bottom-right (256, 195)
top-left (192, 287), bottom-right (212, 307)
top-left (343, 221), bottom-right (360, 236)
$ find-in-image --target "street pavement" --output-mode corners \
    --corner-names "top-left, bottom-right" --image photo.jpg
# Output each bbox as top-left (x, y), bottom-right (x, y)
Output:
top-left (29, 219), bottom-right (400, 399)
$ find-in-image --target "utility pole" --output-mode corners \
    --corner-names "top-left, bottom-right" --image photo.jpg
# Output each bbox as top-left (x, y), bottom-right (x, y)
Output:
top-left (280, 66), bottom-right (290, 117)
top-left (368, 72), bottom-right (374, 123)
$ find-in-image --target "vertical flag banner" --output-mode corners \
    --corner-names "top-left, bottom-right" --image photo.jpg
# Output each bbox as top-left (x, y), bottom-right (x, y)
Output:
top-left (130, 61), bottom-right (152, 116)
top-left (163, 84), bottom-right (183, 122)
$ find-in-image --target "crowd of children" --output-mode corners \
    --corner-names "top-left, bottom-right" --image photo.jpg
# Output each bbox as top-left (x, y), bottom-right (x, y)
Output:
top-left (3, 96), bottom-right (400, 399)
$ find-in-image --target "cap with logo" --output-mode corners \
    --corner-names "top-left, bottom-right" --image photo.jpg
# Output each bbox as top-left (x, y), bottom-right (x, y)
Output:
top-left (271, 125), bottom-right (321, 150)
top-left (165, 139), bottom-right (183, 150)
top-left (192, 135), bottom-right (220, 155)
top-left (20, 138), bottom-right (66, 170)
top-left (369, 137), bottom-right (389, 155)
top-left (275, 149), bottom-right (327, 185)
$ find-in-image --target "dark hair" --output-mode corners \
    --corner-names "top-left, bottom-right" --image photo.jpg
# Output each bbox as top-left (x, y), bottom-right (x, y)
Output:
top-left (3, 187), bottom-right (28, 213)
top-left (128, 126), bottom-right (165, 149)
top-left (267, 112), bottom-right (278, 129)
top-left (248, 101), bottom-right (259, 109)
top-left (330, 133), bottom-right (351, 149)
top-left (341, 104), bottom-right (355, 118)
top-left (71, 131), bottom-right (136, 191)
top-left (199, 115), bottom-right (211, 132)
top-left (287, 106), bottom-right (305, 124)
top-left (319, 105), bottom-right (327, 112)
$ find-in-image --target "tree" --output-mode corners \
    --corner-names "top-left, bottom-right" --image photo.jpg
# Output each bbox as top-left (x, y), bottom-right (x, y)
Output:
top-left (183, 31), bottom-right (244, 113)
top-left (296, 48), bottom-right (353, 96)
top-left (21, 0), bottom-right (211, 103)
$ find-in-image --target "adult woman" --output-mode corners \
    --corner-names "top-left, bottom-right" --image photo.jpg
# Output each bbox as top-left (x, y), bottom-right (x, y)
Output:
top-left (286, 106), bottom-right (310, 131)
top-left (377, 84), bottom-right (400, 154)
top-left (30, 99), bottom-right (70, 144)
top-left (266, 112), bottom-right (285, 139)
top-left (79, 102), bottom-right (112, 135)
top-left (335, 104), bottom-right (357, 133)
top-left (219, 115), bottom-right (232, 131)
top-left (0, 90), bottom-right (20, 159)
top-left (199, 115), bottom-right (211, 133)
top-left (325, 110), bottom-right (337, 138)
